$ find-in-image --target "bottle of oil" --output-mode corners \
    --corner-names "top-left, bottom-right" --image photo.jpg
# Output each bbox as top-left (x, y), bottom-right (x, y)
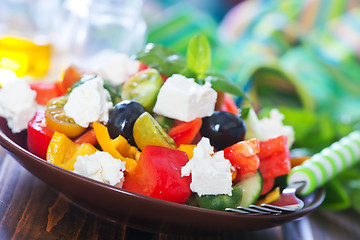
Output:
top-left (0, 36), bottom-right (52, 77)
top-left (0, 0), bottom-right (60, 78)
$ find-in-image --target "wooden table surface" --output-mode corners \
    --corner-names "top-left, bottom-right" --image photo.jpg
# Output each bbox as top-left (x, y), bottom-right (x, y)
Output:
top-left (0, 147), bottom-right (359, 240)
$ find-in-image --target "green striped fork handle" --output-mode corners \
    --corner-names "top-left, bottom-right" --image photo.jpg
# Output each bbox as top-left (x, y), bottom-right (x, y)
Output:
top-left (288, 131), bottom-right (360, 195)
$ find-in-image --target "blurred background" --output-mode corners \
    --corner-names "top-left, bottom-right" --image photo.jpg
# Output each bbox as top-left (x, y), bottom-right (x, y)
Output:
top-left (1, 0), bottom-right (360, 215)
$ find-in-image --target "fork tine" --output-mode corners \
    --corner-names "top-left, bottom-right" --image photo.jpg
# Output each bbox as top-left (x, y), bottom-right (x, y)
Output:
top-left (237, 206), bottom-right (271, 214)
top-left (248, 205), bottom-right (282, 215)
top-left (225, 208), bottom-right (252, 214)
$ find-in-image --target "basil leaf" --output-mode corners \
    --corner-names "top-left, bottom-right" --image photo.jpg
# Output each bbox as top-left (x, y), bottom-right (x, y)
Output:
top-left (103, 81), bottom-right (122, 105)
top-left (239, 106), bottom-right (250, 119)
top-left (186, 34), bottom-right (211, 76)
top-left (136, 43), bottom-right (186, 77)
top-left (204, 73), bottom-right (250, 101)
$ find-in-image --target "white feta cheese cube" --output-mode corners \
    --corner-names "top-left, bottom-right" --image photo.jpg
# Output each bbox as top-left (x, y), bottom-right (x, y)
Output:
top-left (181, 137), bottom-right (233, 196)
top-left (153, 74), bottom-right (217, 122)
top-left (96, 53), bottom-right (140, 86)
top-left (255, 109), bottom-right (295, 148)
top-left (74, 151), bottom-right (126, 186)
top-left (0, 78), bottom-right (37, 133)
top-left (64, 76), bottom-right (113, 128)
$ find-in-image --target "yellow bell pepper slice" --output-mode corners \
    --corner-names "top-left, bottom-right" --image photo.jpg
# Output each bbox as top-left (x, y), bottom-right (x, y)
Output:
top-left (178, 144), bottom-right (196, 159)
top-left (93, 121), bottom-right (139, 174)
top-left (256, 187), bottom-right (281, 205)
top-left (46, 131), bottom-right (97, 171)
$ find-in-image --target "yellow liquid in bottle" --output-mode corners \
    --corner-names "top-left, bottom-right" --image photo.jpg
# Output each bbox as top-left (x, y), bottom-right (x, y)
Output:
top-left (0, 36), bottom-right (52, 77)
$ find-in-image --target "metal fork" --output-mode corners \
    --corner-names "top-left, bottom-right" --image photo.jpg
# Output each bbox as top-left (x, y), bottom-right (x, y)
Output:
top-left (226, 131), bottom-right (360, 215)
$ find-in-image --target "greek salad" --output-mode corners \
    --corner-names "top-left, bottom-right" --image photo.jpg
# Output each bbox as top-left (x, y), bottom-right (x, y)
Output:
top-left (0, 34), bottom-right (297, 211)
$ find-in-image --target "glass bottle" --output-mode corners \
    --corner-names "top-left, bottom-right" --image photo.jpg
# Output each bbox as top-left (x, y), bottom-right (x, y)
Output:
top-left (55, 0), bottom-right (147, 68)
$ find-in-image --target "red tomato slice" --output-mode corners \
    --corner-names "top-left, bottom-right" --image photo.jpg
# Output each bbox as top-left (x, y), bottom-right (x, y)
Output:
top-left (61, 65), bottom-right (82, 93)
top-left (258, 136), bottom-right (291, 179)
top-left (138, 62), bottom-right (149, 72)
top-left (27, 111), bottom-right (55, 159)
top-left (220, 94), bottom-right (238, 115)
top-left (122, 145), bottom-right (191, 204)
top-left (30, 82), bottom-right (63, 105)
top-left (168, 118), bottom-right (202, 147)
top-left (224, 139), bottom-right (260, 176)
top-left (260, 177), bottom-right (275, 196)
top-left (138, 62), bottom-right (169, 81)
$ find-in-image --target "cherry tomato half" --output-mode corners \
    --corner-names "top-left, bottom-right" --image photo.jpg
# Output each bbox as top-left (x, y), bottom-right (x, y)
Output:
top-left (45, 96), bottom-right (86, 138)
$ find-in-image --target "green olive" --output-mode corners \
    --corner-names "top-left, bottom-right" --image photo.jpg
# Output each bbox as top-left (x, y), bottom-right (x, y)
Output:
top-left (122, 69), bottom-right (163, 112)
top-left (133, 112), bottom-right (176, 150)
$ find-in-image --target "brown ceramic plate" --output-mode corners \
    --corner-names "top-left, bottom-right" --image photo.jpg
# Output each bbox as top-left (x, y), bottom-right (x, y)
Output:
top-left (0, 118), bottom-right (324, 234)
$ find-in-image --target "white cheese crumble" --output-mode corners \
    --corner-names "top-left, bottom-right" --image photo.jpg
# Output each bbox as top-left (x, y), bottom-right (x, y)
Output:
top-left (0, 69), bottom-right (17, 86)
top-left (96, 53), bottom-right (140, 86)
top-left (0, 78), bottom-right (37, 133)
top-left (153, 74), bottom-right (217, 122)
top-left (64, 76), bottom-right (113, 128)
top-left (74, 151), bottom-right (126, 186)
top-left (181, 137), bottom-right (233, 196)
top-left (245, 108), bottom-right (295, 148)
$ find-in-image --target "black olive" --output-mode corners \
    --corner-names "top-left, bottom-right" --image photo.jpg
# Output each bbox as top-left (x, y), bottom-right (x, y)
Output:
top-left (200, 111), bottom-right (246, 150)
top-left (107, 100), bottom-right (146, 146)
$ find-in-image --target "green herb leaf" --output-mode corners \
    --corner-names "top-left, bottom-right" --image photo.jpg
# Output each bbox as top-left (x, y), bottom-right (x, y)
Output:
top-left (136, 43), bottom-right (186, 77)
top-left (321, 179), bottom-right (351, 210)
top-left (186, 34), bottom-right (211, 76)
top-left (204, 73), bottom-right (250, 101)
top-left (103, 81), bottom-right (122, 105)
top-left (239, 106), bottom-right (250, 119)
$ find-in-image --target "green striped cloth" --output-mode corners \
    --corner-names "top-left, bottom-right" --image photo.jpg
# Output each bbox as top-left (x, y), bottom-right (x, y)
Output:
top-left (288, 131), bottom-right (360, 195)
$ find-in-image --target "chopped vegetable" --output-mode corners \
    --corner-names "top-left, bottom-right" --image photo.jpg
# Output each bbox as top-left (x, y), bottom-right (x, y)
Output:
top-left (235, 171), bottom-right (263, 207)
top-left (196, 185), bottom-right (243, 211)
top-left (46, 131), bottom-right (97, 171)
top-left (122, 69), bottom-right (164, 112)
top-left (168, 118), bottom-right (202, 147)
top-left (74, 128), bottom-right (97, 145)
top-left (257, 187), bottom-right (281, 205)
top-left (223, 138), bottom-right (260, 176)
top-left (45, 96), bottom-right (86, 138)
top-left (27, 111), bottom-right (54, 159)
top-left (220, 94), bottom-right (238, 115)
top-left (258, 135), bottom-right (291, 179)
top-left (133, 112), bottom-right (176, 150)
top-left (122, 145), bottom-right (191, 204)
top-left (178, 144), bottom-right (196, 159)
top-left (93, 121), bottom-right (139, 174)
top-left (30, 82), bottom-right (63, 105)
top-left (61, 65), bottom-right (82, 93)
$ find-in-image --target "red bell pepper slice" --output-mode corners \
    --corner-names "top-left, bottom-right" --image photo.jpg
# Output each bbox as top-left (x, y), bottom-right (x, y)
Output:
top-left (224, 138), bottom-right (260, 176)
top-left (168, 118), bottom-right (202, 147)
top-left (30, 82), bottom-right (63, 105)
top-left (27, 111), bottom-right (55, 159)
top-left (258, 135), bottom-right (291, 179)
top-left (74, 128), bottom-right (97, 146)
top-left (220, 94), bottom-right (238, 115)
top-left (123, 145), bottom-right (191, 204)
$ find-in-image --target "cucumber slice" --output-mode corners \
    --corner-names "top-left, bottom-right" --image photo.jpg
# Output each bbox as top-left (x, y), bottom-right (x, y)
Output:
top-left (236, 170), bottom-right (263, 207)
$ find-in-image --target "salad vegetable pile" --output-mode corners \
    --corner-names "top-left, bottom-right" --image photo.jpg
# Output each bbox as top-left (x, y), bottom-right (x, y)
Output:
top-left (0, 34), bottom-right (297, 211)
